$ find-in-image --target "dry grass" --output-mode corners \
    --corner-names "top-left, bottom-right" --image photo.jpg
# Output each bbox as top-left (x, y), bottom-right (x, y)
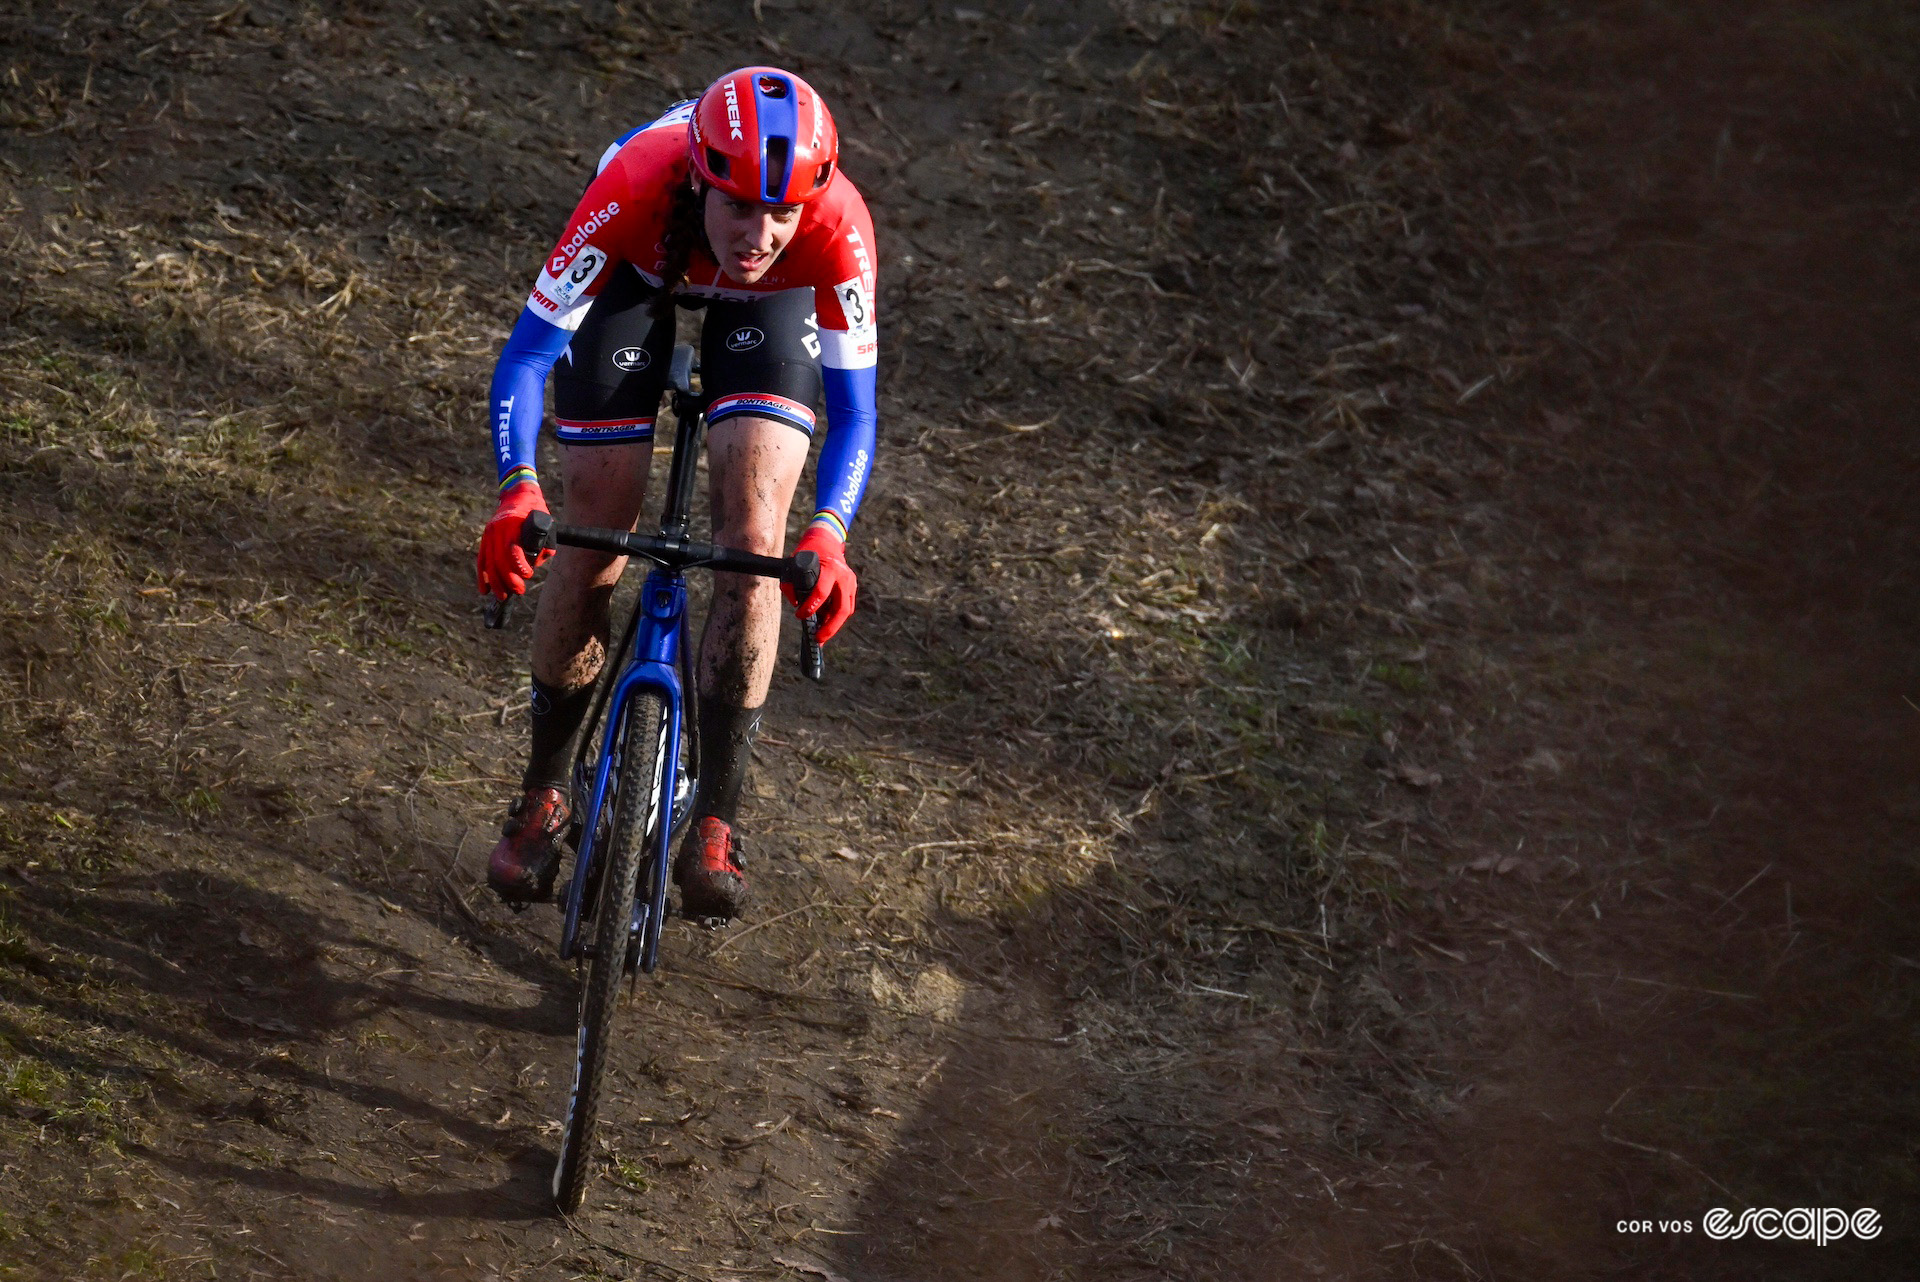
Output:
top-left (2, 0), bottom-right (1915, 1278)
top-left (0, 1), bottom-right (1567, 1274)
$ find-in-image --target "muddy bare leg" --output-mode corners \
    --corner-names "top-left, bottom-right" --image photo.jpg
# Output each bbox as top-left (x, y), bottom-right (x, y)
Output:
top-left (693, 415), bottom-right (808, 820)
top-left (522, 440), bottom-right (653, 787)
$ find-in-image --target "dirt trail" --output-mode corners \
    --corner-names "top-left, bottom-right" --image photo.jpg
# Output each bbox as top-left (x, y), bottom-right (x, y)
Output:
top-left (2, 1), bottom-right (1915, 1280)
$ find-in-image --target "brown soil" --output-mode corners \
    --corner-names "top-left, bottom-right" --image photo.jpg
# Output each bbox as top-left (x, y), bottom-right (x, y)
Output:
top-left (2, 1), bottom-right (1914, 1280)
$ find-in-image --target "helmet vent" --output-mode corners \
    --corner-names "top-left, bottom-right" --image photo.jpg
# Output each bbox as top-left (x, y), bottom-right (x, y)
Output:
top-left (757, 75), bottom-right (790, 98)
top-left (762, 137), bottom-right (791, 201)
top-left (812, 159), bottom-right (833, 190)
top-left (705, 147), bottom-right (731, 180)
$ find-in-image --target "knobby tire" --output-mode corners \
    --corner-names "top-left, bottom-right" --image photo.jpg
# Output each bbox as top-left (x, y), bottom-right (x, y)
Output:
top-left (551, 690), bottom-right (668, 1213)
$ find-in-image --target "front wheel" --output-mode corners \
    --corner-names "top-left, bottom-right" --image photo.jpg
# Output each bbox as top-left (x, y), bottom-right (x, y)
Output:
top-left (551, 690), bottom-right (668, 1214)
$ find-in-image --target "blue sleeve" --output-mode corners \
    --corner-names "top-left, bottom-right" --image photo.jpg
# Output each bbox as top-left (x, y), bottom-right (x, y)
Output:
top-left (810, 364), bottom-right (877, 540)
top-left (489, 307), bottom-right (574, 491)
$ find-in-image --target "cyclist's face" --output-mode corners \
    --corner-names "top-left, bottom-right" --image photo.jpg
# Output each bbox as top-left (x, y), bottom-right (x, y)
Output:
top-left (704, 188), bottom-right (802, 284)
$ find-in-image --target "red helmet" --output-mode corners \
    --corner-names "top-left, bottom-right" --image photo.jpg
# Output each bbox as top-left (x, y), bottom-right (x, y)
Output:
top-left (689, 66), bottom-right (839, 206)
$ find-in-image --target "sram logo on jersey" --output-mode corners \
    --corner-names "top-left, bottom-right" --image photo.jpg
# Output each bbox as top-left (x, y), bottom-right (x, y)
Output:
top-left (723, 80), bottom-right (743, 140)
top-left (547, 203), bottom-right (620, 275)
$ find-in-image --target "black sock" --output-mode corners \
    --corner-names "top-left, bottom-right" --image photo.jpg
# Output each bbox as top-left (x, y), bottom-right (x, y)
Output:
top-left (523, 676), bottom-right (596, 792)
top-left (695, 695), bottom-right (762, 826)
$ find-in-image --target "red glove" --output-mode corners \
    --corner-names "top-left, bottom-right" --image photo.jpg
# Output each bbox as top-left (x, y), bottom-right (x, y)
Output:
top-left (784, 524), bottom-right (858, 643)
top-left (477, 481), bottom-right (552, 599)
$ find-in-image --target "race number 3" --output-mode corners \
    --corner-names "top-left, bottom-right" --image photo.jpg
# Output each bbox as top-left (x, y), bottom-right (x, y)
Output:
top-left (835, 277), bottom-right (871, 331)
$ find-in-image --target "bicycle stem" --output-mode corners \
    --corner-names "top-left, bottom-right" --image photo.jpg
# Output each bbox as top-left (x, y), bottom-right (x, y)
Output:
top-left (518, 511), bottom-right (825, 682)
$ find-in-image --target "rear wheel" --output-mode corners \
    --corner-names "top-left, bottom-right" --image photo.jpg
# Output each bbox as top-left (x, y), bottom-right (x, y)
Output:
top-left (551, 690), bottom-right (668, 1214)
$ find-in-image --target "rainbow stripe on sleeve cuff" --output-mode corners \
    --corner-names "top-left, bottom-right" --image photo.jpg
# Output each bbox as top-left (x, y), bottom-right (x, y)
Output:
top-left (498, 464), bottom-right (539, 494)
top-left (808, 510), bottom-right (849, 542)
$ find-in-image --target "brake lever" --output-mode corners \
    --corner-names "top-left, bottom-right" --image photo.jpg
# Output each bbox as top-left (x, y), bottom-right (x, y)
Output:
top-left (482, 511), bottom-right (554, 630)
top-left (801, 613), bottom-right (824, 683)
top-left (791, 549), bottom-right (825, 683)
top-left (522, 509), bottom-right (555, 552)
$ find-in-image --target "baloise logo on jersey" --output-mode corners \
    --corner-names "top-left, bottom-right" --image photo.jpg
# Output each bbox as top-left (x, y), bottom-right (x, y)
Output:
top-left (726, 327), bottom-right (764, 352)
top-left (838, 449), bottom-right (870, 515)
top-left (547, 203), bottom-right (620, 276)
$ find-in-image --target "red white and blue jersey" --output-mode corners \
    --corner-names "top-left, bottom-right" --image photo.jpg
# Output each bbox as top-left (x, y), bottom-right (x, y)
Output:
top-left (489, 103), bottom-right (877, 540)
top-left (532, 103), bottom-right (878, 369)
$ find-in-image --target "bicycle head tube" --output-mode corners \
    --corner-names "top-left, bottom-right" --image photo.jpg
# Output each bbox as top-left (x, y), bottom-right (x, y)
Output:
top-left (668, 343), bottom-right (697, 397)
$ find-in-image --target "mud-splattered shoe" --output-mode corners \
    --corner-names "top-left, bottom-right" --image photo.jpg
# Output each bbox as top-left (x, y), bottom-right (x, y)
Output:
top-left (486, 786), bottom-right (571, 908)
top-left (673, 816), bottom-right (749, 924)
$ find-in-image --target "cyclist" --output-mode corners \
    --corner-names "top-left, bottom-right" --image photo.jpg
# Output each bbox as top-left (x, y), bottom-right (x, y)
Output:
top-left (474, 67), bottom-right (876, 922)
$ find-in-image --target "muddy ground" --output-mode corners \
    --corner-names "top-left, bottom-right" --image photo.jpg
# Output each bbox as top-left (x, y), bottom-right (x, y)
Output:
top-left (2, 1), bottom-right (1916, 1279)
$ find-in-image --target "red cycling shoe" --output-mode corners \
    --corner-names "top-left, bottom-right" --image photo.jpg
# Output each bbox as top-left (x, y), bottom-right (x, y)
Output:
top-left (673, 816), bottom-right (750, 923)
top-left (487, 786), bottom-right (571, 907)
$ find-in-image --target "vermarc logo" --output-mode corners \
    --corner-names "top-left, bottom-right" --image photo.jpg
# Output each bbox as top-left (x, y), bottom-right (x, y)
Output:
top-left (612, 347), bottom-right (651, 371)
top-left (725, 327), bottom-right (764, 352)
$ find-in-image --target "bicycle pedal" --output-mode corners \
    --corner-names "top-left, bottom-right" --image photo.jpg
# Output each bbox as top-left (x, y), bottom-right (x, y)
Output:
top-left (684, 912), bottom-right (733, 931)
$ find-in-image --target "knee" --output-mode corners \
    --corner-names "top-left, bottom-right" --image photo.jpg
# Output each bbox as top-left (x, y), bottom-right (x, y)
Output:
top-left (710, 493), bottom-right (784, 560)
top-left (707, 414), bottom-right (807, 556)
top-left (714, 520), bottom-right (784, 558)
top-left (548, 545), bottom-right (625, 595)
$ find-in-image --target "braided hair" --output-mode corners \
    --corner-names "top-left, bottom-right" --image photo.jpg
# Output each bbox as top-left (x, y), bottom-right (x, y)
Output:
top-left (651, 179), bottom-right (709, 321)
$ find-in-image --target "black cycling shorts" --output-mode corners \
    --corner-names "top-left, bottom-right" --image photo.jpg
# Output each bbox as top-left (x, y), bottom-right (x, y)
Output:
top-left (552, 266), bottom-right (824, 445)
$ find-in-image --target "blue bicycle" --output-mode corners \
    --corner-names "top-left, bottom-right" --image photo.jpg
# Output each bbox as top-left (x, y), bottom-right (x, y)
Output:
top-left (501, 343), bottom-right (823, 1212)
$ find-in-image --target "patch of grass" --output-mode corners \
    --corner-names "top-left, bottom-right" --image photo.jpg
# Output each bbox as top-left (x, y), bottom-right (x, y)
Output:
top-left (171, 788), bottom-right (222, 821)
top-left (0, 898), bottom-right (28, 967)
top-left (2, 1058), bottom-right (69, 1109)
top-left (1, 1029), bottom-right (143, 1137)
top-left (611, 1156), bottom-right (649, 1193)
top-left (0, 804), bottom-right (129, 883)
top-left (111, 1246), bottom-right (166, 1278)
top-left (1369, 660), bottom-right (1429, 693)
top-left (1321, 702), bottom-right (1382, 736)
top-left (802, 747), bottom-right (880, 786)
top-left (69, 596), bottom-right (132, 636)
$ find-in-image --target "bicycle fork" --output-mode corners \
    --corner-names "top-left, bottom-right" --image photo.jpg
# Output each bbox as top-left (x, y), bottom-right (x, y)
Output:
top-left (560, 567), bottom-right (689, 974)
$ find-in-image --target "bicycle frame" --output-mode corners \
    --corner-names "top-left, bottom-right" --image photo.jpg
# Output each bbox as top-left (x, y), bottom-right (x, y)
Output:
top-left (493, 344), bottom-right (825, 1214)
top-left (557, 563), bottom-right (686, 973)
top-left (556, 350), bottom-right (708, 976)
top-left (536, 344), bottom-right (822, 975)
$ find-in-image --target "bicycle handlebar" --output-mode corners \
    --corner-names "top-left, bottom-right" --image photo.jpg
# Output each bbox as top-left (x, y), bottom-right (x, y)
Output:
top-left (512, 511), bottom-right (825, 681)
